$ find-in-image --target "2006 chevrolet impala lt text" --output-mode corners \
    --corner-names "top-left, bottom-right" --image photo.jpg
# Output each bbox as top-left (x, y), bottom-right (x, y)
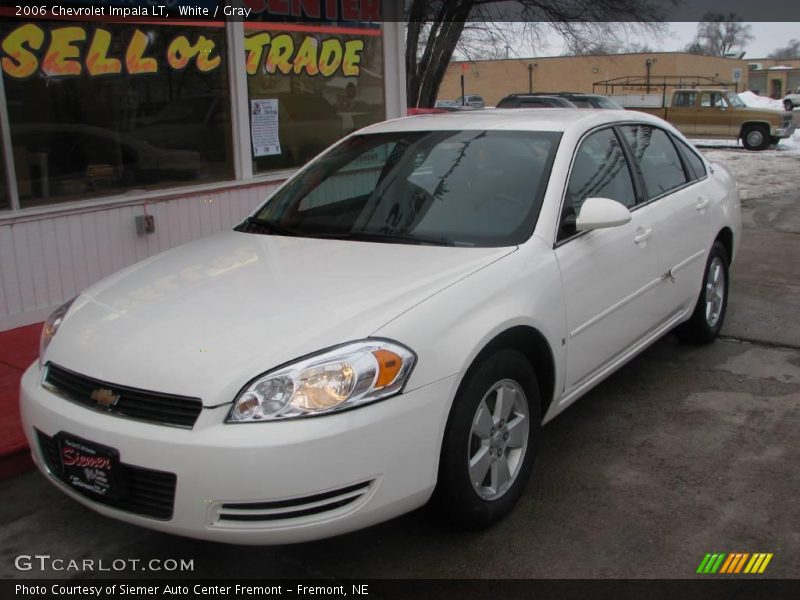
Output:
top-left (21, 109), bottom-right (741, 544)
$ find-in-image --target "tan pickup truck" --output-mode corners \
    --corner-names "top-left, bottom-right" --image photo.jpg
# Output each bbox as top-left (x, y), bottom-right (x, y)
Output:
top-left (621, 89), bottom-right (795, 151)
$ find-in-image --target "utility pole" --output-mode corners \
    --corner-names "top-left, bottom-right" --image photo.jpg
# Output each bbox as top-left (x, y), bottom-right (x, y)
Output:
top-left (528, 64), bottom-right (534, 93)
top-left (645, 58), bottom-right (657, 94)
top-left (461, 63), bottom-right (467, 105)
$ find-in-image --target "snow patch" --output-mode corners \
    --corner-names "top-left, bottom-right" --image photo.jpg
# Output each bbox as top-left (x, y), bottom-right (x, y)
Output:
top-left (737, 91), bottom-right (785, 111)
top-left (696, 134), bottom-right (800, 201)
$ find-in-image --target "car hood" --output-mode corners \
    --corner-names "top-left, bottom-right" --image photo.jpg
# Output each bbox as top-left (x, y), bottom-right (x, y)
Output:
top-left (47, 231), bottom-right (514, 406)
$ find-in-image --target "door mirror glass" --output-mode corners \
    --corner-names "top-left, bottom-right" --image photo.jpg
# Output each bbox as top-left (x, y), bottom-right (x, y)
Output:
top-left (576, 197), bottom-right (632, 231)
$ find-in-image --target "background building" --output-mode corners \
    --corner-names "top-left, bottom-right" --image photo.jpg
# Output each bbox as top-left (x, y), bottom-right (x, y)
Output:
top-left (438, 52), bottom-right (750, 106)
top-left (0, 16), bottom-right (406, 332)
top-left (746, 59), bottom-right (800, 98)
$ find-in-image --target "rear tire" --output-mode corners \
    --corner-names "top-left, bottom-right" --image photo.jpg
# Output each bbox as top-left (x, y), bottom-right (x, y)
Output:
top-left (741, 125), bottom-right (770, 151)
top-left (434, 348), bottom-right (540, 529)
top-left (675, 241), bottom-right (730, 345)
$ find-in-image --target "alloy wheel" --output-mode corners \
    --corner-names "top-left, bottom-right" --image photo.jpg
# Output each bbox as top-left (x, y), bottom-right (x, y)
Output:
top-left (468, 379), bottom-right (529, 501)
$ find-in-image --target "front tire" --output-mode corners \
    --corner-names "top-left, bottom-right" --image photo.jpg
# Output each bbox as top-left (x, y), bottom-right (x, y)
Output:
top-left (434, 349), bottom-right (540, 529)
top-left (785, 100), bottom-right (795, 112)
top-left (741, 125), bottom-right (770, 151)
top-left (675, 241), bottom-right (730, 345)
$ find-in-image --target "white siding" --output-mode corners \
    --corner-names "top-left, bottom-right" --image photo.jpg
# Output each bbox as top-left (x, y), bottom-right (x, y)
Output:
top-left (0, 183), bottom-right (277, 330)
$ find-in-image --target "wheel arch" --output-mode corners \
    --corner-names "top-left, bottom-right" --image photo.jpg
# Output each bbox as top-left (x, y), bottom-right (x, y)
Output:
top-left (715, 227), bottom-right (734, 265)
top-left (456, 325), bottom-right (557, 421)
top-left (738, 120), bottom-right (771, 138)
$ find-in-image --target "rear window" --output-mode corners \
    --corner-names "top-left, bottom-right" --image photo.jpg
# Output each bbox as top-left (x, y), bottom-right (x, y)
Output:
top-left (672, 92), bottom-right (697, 108)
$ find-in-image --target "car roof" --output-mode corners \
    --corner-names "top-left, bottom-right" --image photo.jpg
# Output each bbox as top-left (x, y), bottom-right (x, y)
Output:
top-left (359, 108), bottom-right (663, 134)
top-left (506, 92), bottom-right (603, 98)
top-left (503, 95), bottom-right (569, 100)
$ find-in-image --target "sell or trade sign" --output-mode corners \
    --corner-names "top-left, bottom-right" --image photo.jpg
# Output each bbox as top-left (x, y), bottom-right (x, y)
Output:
top-left (0, 23), bottom-right (367, 79)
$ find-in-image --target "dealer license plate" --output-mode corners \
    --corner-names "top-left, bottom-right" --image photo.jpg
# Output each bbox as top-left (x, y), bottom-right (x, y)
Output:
top-left (55, 433), bottom-right (122, 499)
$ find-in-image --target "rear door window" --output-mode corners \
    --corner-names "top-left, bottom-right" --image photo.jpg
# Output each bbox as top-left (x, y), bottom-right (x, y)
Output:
top-left (673, 137), bottom-right (707, 181)
top-left (620, 125), bottom-right (688, 200)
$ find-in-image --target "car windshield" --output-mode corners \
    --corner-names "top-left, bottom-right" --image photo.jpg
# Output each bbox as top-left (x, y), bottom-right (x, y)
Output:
top-left (729, 94), bottom-right (746, 108)
top-left (248, 130), bottom-right (561, 247)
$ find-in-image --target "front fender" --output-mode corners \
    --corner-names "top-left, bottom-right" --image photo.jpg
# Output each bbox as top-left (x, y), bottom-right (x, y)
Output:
top-left (372, 238), bottom-right (566, 422)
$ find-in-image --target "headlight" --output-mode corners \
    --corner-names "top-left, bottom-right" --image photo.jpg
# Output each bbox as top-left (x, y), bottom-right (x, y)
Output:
top-left (227, 340), bottom-right (416, 422)
top-left (39, 297), bottom-right (76, 367)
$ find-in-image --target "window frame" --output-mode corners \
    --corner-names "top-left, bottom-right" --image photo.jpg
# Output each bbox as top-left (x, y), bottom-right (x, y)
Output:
top-left (671, 135), bottom-right (709, 182)
top-left (553, 124), bottom-right (641, 247)
top-left (616, 123), bottom-right (698, 207)
top-left (672, 91), bottom-right (697, 108)
top-left (554, 121), bottom-right (712, 248)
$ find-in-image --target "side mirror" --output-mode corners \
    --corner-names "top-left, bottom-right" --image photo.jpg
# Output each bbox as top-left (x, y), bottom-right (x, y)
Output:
top-left (576, 197), bottom-right (632, 231)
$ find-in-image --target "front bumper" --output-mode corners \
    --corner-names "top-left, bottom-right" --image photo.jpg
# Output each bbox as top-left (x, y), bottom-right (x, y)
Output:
top-left (20, 363), bottom-right (458, 545)
top-left (773, 124), bottom-right (795, 139)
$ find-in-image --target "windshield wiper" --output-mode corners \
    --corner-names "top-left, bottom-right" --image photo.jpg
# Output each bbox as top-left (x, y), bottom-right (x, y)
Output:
top-left (312, 231), bottom-right (458, 247)
top-left (236, 216), bottom-right (299, 237)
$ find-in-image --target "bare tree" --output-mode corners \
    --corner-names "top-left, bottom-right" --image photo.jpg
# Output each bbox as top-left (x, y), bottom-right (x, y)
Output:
top-left (685, 13), bottom-right (753, 57)
top-left (768, 39), bottom-right (800, 60)
top-left (406, 0), bottom-right (671, 107)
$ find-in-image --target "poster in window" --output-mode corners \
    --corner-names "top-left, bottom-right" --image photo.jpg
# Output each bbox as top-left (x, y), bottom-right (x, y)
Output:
top-left (251, 99), bottom-right (281, 157)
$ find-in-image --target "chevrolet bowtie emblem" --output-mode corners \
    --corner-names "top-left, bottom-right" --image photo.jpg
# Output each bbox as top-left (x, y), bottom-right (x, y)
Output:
top-left (91, 388), bottom-right (120, 408)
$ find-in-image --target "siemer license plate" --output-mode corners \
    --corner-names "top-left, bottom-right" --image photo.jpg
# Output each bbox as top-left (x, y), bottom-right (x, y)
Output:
top-left (55, 433), bottom-right (122, 499)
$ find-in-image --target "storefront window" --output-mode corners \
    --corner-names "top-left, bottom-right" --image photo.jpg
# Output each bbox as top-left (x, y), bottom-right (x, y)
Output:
top-left (0, 139), bottom-right (8, 210)
top-left (244, 23), bottom-right (386, 173)
top-left (1, 21), bottom-right (234, 208)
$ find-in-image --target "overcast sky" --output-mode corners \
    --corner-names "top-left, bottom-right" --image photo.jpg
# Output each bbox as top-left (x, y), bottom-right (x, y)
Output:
top-left (532, 22), bottom-right (799, 59)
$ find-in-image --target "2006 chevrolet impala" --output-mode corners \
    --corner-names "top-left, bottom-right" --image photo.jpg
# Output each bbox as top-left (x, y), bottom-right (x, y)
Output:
top-left (22, 109), bottom-right (741, 544)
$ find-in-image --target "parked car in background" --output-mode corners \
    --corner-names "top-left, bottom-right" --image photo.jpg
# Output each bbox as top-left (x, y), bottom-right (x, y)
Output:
top-left (784, 86), bottom-right (800, 111)
top-left (455, 95), bottom-right (485, 108)
top-left (408, 108), bottom-right (450, 116)
top-left (496, 94), bottom-right (577, 108)
top-left (24, 108), bottom-right (740, 544)
top-left (614, 88), bottom-right (795, 150)
top-left (435, 100), bottom-right (460, 109)
top-left (525, 92), bottom-right (623, 109)
top-left (408, 106), bottom-right (478, 116)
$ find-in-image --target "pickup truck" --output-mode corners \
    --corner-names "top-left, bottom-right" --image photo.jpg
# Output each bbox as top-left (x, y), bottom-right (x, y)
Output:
top-left (785, 86), bottom-right (800, 111)
top-left (615, 88), bottom-right (795, 150)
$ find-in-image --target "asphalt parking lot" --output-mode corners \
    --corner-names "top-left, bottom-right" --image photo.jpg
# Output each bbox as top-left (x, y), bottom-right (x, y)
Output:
top-left (1, 146), bottom-right (798, 580)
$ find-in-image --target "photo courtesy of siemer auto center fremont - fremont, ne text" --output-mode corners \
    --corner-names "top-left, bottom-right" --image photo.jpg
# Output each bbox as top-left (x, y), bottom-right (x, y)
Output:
top-left (0, 0), bottom-right (798, 598)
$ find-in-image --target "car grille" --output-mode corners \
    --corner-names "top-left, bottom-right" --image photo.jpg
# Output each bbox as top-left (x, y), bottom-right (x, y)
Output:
top-left (215, 480), bottom-right (374, 525)
top-left (44, 363), bottom-right (203, 428)
top-left (36, 430), bottom-right (177, 520)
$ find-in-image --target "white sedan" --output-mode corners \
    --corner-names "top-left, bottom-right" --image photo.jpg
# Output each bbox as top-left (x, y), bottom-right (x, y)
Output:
top-left (22, 109), bottom-right (741, 544)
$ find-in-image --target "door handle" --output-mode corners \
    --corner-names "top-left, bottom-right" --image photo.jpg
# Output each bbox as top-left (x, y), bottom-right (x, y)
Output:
top-left (696, 197), bottom-right (710, 211)
top-left (634, 228), bottom-right (652, 244)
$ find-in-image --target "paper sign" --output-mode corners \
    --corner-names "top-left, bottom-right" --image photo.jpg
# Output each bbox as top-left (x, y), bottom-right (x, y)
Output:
top-left (250, 99), bottom-right (281, 157)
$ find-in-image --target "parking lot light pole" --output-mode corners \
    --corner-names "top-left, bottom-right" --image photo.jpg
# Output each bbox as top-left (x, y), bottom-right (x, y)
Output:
top-left (645, 58), bottom-right (657, 93)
